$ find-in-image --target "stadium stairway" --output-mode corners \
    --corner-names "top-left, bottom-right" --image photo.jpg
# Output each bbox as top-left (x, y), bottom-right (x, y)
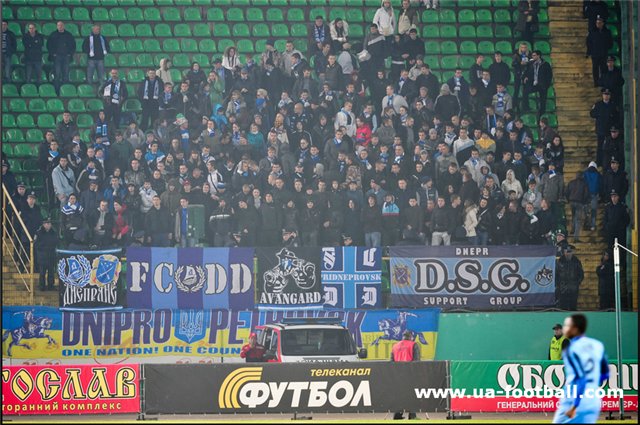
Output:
top-left (548, 1), bottom-right (607, 310)
top-left (1, 244), bottom-right (58, 306)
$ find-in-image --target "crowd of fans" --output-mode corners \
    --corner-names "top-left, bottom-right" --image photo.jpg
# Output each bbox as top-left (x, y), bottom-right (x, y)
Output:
top-left (0, 1), bottom-right (630, 267)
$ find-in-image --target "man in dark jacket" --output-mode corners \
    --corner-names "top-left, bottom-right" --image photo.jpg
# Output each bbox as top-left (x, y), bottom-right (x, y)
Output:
top-left (512, 42), bottom-right (531, 110)
top-left (46, 21), bottom-right (75, 94)
top-left (603, 190), bottom-right (630, 250)
top-left (82, 24), bottom-right (109, 86)
top-left (590, 88), bottom-right (620, 166)
top-left (598, 56), bottom-right (624, 107)
top-left (145, 196), bottom-right (173, 247)
top-left (86, 200), bottom-right (115, 248)
top-left (258, 193), bottom-right (283, 247)
top-left (101, 69), bottom-right (128, 128)
top-left (309, 16), bottom-right (331, 57)
top-left (488, 51), bottom-right (511, 87)
top-left (22, 23), bottom-right (44, 83)
top-left (566, 172), bottom-right (590, 242)
top-left (2, 21), bottom-right (17, 82)
top-left (34, 217), bottom-right (58, 290)
top-left (138, 69), bottom-right (163, 131)
top-left (586, 16), bottom-right (613, 87)
top-left (431, 196), bottom-right (451, 246)
top-left (602, 158), bottom-right (628, 200)
top-left (555, 247), bottom-right (584, 310)
top-left (522, 50), bottom-right (553, 116)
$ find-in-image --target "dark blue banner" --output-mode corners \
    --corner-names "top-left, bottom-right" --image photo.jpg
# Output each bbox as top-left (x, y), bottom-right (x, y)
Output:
top-left (126, 248), bottom-right (255, 310)
top-left (390, 246), bottom-right (556, 310)
top-left (321, 247), bottom-right (382, 309)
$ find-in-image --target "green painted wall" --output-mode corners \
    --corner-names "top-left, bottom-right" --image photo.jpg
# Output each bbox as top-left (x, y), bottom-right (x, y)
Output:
top-left (435, 312), bottom-right (638, 361)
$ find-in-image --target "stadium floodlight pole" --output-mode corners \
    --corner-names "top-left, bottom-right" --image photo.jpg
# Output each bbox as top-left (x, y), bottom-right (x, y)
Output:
top-left (612, 238), bottom-right (637, 420)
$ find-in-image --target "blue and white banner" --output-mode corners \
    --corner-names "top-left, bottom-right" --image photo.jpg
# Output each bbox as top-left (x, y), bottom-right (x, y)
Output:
top-left (126, 248), bottom-right (255, 310)
top-left (321, 247), bottom-right (382, 309)
top-left (390, 246), bottom-right (556, 310)
top-left (57, 249), bottom-right (125, 310)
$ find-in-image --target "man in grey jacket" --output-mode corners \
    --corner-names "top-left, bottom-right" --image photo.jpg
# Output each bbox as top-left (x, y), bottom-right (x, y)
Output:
top-left (51, 157), bottom-right (76, 205)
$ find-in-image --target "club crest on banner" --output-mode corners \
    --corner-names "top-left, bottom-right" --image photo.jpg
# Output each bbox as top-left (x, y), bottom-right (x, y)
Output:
top-left (90, 254), bottom-right (121, 287)
top-left (58, 256), bottom-right (92, 288)
top-left (176, 310), bottom-right (206, 344)
top-left (535, 265), bottom-right (554, 286)
top-left (392, 264), bottom-right (411, 287)
top-left (175, 265), bottom-right (206, 293)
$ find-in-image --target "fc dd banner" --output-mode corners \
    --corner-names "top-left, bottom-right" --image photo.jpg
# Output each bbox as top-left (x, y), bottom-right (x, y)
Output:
top-left (57, 249), bottom-right (125, 310)
top-left (2, 364), bottom-right (140, 415)
top-left (2, 307), bottom-right (439, 363)
top-left (126, 247), bottom-right (255, 310)
top-left (144, 362), bottom-right (448, 414)
top-left (450, 360), bottom-right (638, 412)
top-left (390, 246), bottom-right (556, 310)
top-left (257, 247), bottom-right (323, 308)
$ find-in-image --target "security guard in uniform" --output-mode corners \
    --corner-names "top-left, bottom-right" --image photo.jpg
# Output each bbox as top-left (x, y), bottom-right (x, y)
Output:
top-left (391, 330), bottom-right (420, 419)
top-left (549, 323), bottom-right (570, 360)
top-left (33, 217), bottom-right (58, 290)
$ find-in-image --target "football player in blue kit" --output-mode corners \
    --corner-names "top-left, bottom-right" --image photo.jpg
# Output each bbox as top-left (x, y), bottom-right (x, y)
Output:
top-left (553, 314), bottom-right (609, 424)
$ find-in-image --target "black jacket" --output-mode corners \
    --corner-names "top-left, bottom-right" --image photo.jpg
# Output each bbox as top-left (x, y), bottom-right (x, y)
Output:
top-left (145, 206), bottom-right (173, 235)
top-left (82, 34), bottom-right (110, 60)
top-left (586, 27), bottom-right (613, 58)
top-left (590, 100), bottom-right (620, 136)
top-left (2, 29), bottom-right (17, 55)
top-left (46, 29), bottom-right (75, 57)
top-left (34, 227), bottom-right (58, 260)
top-left (524, 59), bottom-right (553, 90)
top-left (22, 31), bottom-right (44, 62)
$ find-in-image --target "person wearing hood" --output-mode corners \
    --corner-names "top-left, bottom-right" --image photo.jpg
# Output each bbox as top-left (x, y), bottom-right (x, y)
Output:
top-left (185, 62), bottom-right (206, 91)
top-left (205, 70), bottom-right (225, 107)
top-left (222, 46), bottom-right (241, 94)
top-left (157, 58), bottom-right (173, 87)
top-left (521, 179), bottom-right (542, 212)
top-left (138, 69), bottom-right (163, 131)
top-left (434, 84), bottom-right (461, 123)
top-left (501, 169), bottom-right (524, 200)
top-left (583, 161), bottom-right (602, 231)
top-left (373, 0), bottom-right (395, 45)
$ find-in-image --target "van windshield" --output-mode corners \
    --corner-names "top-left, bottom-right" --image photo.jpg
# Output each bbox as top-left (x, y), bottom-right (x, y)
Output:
top-left (280, 328), bottom-right (356, 356)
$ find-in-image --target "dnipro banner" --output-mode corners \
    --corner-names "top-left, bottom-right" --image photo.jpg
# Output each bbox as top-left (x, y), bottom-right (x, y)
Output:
top-left (2, 364), bottom-right (140, 415)
top-left (390, 246), bottom-right (556, 310)
top-left (126, 247), bottom-right (254, 310)
top-left (1, 307), bottom-right (438, 364)
top-left (144, 362), bottom-right (448, 414)
top-left (320, 247), bottom-right (382, 309)
top-left (256, 247), bottom-right (323, 309)
top-left (57, 249), bottom-right (125, 310)
top-left (450, 361), bottom-right (638, 412)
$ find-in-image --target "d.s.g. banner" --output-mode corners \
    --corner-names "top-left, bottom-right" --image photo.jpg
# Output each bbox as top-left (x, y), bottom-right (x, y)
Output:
top-left (450, 360), bottom-right (638, 412)
top-left (126, 247), bottom-right (254, 310)
top-left (57, 249), bottom-right (125, 310)
top-left (2, 364), bottom-right (140, 415)
top-left (1, 307), bottom-right (439, 364)
top-left (390, 246), bottom-right (556, 310)
top-left (144, 362), bottom-right (448, 414)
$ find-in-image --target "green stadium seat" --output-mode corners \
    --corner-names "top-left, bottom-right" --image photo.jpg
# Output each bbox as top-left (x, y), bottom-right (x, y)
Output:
top-left (172, 53), bottom-right (190, 67)
top-left (255, 40), bottom-right (267, 53)
top-left (46, 99), bottom-right (64, 113)
top-left (23, 158), bottom-right (40, 171)
top-left (330, 8), bottom-right (346, 21)
top-left (123, 99), bottom-right (142, 113)
top-left (459, 25), bottom-right (476, 38)
top-left (307, 0), bottom-right (324, 4)
top-left (134, 24), bottom-right (152, 37)
top-left (53, 8), bottom-right (72, 20)
top-left (232, 0), bottom-right (250, 4)
top-left (292, 24), bottom-right (308, 37)
top-left (493, 0), bottom-right (510, 6)
top-left (207, 8), bottom-right (224, 21)
top-left (422, 26), bottom-right (439, 38)
top-left (77, 84), bottom-right (95, 98)
top-left (10, 68), bottom-right (25, 82)
top-left (293, 0), bottom-right (311, 4)
top-left (136, 53), bottom-right (155, 67)
top-left (154, 24), bottom-right (172, 37)
top-left (439, 9), bottom-right (456, 23)
top-left (494, 10), bottom-right (511, 22)
top-left (28, 99), bottom-right (47, 113)
top-left (534, 41), bottom-right (551, 55)
top-left (237, 40), bottom-right (254, 53)
top-left (100, 24), bottom-right (118, 38)
top-left (80, 23), bottom-right (93, 37)
top-left (9, 99), bottom-right (28, 113)
top-left (247, 8), bottom-right (264, 21)
top-left (2, 6), bottom-right (14, 20)
top-left (253, 23), bottom-right (271, 37)
top-left (118, 53), bottom-right (136, 67)
top-left (440, 25), bottom-right (456, 38)
top-left (218, 39), bottom-right (235, 53)
top-left (67, 24), bottom-right (80, 37)
top-left (3, 84), bottom-right (19, 97)
top-left (144, 8), bottom-right (161, 21)
top-left (364, 9), bottom-right (376, 22)
top-left (458, 9), bottom-right (475, 23)
top-left (16, 112), bottom-right (36, 128)
top-left (41, 22), bottom-right (57, 36)
top-left (169, 69), bottom-right (182, 82)
top-left (478, 41), bottom-right (495, 55)
top-left (2, 114), bottom-right (16, 128)
top-left (163, 7), bottom-right (181, 21)
top-left (92, 8), bottom-right (109, 21)
top-left (199, 39), bottom-right (217, 53)
top-left (293, 39), bottom-right (306, 53)
top-left (6, 129), bottom-right (24, 145)
top-left (495, 25), bottom-right (512, 38)
top-left (181, 39), bottom-right (198, 53)
top-left (36, 114), bottom-right (56, 128)
top-left (86, 99), bottom-right (103, 112)
top-left (521, 113), bottom-right (537, 128)
top-left (26, 129), bottom-right (44, 144)
top-left (538, 10), bottom-right (549, 23)
top-left (270, 9), bottom-right (287, 21)
top-left (99, 0), bottom-right (118, 5)
top-left (495, 41), bottom-right (512, 54)
top-left (35, 7), bottom-right (52, 20)
top-left (184, 7), bottom-right (202, 21)
top-left (59, 84), bottom-right (77, 97)
top-left (227, 8), bottom-right (244, 21)
top-left (174, 24), bottom-right (192, 37)
top-left (110, 40), bottom-right (126, 53)
top-left (2, 145), bottom-right (14, 159)
top-left (68, 99), bottom-right (86, 113)
top-left (425, 41), bottom-right (440, 55)
top-left (144, 39), bottom-right (161, 52)
top-left (477, 25), bottom-right (493, 38)
top-left (253, 0), bottom-right (269, 4)
top-left (126, 69), bottom-right (144, 82)
top-left (14, 142), bottom-right (35, 154)
top-left (192, 54), bottom-right (210, 67)
top-left (193, 24), bottom-right (211, 37)
top-left (76, 113), bottom-right (93, 128)
top-left (8, 23), bottom-right (22, 36)
top-left (350, 23), bottom-right (364, 38)
top-left (213, 24), bottom-right (231, 37)
top-left (309, 8), bottom-right (327, 19)
top-left (118, 24), bottom-right (135, 38)
top-left (474, 10), bottom-right (491, 23)
top-left (120, 0), bottom-right (136, 6)
top-left (346, 9), bottom-right (364, 22)
top-left (441, 56), bottom-right (459, 69)
top-left (459, 40), bottom-right (477, 54)
top-left (233, 24), bottom-right (250, 37)
top-left (109, 7), bottom-right (127, 21)
top-left (537, 25), bottom-right (550, 37)
top-left (441, 41), bottom-right (458, 54)
top-left (104, 56), bottom-right (117, 68)
top-left (270, 0), bottom-right (287, 4)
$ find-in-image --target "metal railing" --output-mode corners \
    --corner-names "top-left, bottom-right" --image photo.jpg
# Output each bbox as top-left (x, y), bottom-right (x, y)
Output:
top-left (1, 184), bottom-right (35, 305)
